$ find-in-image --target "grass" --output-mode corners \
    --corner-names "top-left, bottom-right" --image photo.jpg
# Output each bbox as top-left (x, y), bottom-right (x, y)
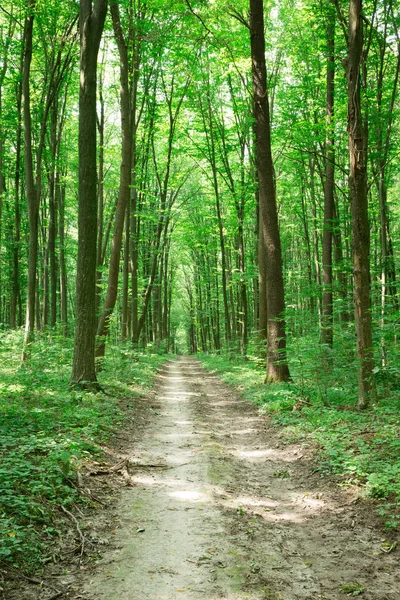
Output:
top-left (199, 335), bottom-right (400, 530)
top-left (0, 329), bottom-right (167, 572)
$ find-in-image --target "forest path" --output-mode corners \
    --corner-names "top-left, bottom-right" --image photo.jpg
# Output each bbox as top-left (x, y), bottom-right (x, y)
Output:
top-left (81, 357), bottom-right (398, 600)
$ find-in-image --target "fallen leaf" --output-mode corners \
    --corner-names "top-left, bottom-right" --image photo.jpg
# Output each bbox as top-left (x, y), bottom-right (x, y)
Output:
top-left (380, 541), bottom-right (397, 554)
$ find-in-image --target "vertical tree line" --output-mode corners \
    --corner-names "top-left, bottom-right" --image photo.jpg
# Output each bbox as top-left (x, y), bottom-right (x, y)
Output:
top-left (0, 0), bottom-right (398, 404)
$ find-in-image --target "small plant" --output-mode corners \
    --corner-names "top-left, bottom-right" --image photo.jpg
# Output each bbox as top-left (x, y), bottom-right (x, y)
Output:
top-left (272, 468), bottom-right (291, 479)
top-left (339, 581), bottom-right (365, 596)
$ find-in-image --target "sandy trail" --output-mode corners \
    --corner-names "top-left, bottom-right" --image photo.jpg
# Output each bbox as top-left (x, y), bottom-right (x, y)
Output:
top-left (82, 357), bottom-right (399, 600)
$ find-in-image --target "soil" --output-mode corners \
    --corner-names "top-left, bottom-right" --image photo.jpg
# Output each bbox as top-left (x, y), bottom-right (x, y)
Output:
top-left (3, 357), bottom-right (399, 599)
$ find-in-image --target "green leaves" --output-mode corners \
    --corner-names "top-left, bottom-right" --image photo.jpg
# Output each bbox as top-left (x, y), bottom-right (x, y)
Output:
top-left (0, 330), bottom-right (166, 571)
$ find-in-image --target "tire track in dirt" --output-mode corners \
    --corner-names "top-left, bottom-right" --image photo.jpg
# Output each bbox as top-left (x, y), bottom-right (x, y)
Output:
top-left (81, 357), bottom-right (399, 600)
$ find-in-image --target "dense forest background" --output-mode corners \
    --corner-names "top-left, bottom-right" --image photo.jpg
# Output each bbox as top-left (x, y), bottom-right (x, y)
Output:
top-left (1, 0), bottom-right (399, 396)
top-left (1, 0), bottom-right (400, 572)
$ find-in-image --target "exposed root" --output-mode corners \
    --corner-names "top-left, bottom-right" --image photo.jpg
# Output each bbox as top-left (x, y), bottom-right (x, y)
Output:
top-left (60, 506), bottom-right (86, 560)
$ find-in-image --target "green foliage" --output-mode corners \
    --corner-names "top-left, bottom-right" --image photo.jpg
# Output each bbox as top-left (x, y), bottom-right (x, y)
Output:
top-left (199, 332), bottom-right (400, 528)
top-left (339, 582), bottom-right (365, 596)
top-left (0, 330), bottom-right (166, 571)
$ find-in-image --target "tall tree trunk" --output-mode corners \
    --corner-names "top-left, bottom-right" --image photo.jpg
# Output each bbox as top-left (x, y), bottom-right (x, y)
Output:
top-left (322, 2), bottom-right (335, 346)
top-left (10, 53), bottom-right (23, 328)
top-left (96, 0), bottom-right (133, 360)
top-left (95, 66), bottom-right (105, 317)
top-left (48, 102), bottom-right (59, 327)
top-left (309, 157), bottom-right (322, 318)
top-left (250, 0), bottom-right (290, 382)
top-left (59, 175), bottom-right (68, 335)
top-left (202, 89), bottom-right (231, 345)
top-left (121, 201), bottom-right (130, 341)
top-left (71, 0), bottom-right (108, 387)
top-left (347, 0), bottom-right (375, 408)
top-left (22, 0), bottom-right (39, 361)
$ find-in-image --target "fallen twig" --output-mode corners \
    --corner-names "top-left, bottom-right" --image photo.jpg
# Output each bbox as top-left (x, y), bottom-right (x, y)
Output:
top-left (87, 458), bottom-right (128, 476)
top-left (0, 560), bottom-right (63, 596)
top-left (0, 560), bottom-right (42, 585)
top-left (60, 506), bottom-right (85, 559)
top-left (88, 459), bottom-right (171, 476)
top-left (121, 466), bottom-right (135, 486)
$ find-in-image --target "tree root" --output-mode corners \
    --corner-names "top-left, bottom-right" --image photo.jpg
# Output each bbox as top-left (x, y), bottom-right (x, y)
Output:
top-left (87, 458), bottom-right (170, 477)
top-left (60, 506), bottom-right (86, 560)
top-left (0, 560), bottom-right (64, 595)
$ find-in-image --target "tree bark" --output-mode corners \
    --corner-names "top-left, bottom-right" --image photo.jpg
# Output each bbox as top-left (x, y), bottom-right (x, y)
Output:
top-left (96, 0), bottom-right (133, 360)
top-left (322, 1), bottom-right (335, 346)
top-left (249, 0), bottom-right (290, 382)
top-left (347, 0), bottom-right (375, 408)
top-left (71, 0), bottom-right (108, 386)
top-left (21, 0), bottom-right (39, 361)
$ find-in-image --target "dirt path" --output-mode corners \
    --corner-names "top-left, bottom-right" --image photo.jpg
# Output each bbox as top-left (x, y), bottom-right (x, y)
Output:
top-left (80, 357), bottom-right (398, 600)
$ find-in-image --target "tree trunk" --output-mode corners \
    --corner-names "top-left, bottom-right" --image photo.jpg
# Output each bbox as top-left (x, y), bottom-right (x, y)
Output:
top-left (250, 0), bottom-right (290, 382)
top-left (347, 0), bottom-right (375, 408)
top-left (59, 175), bottom-right (68, 335)
top-left (10, 61), bottom-right (23, 329)
top-left (96, 0), bottom-right (132, 360)
top-left (322, 2), bottom-right (335, 347)
top-left (121, 201), bottom-right (130, 341)
top-left (22, 0), bottom-right (39, 361)
top-left (95, 66), bottom-right (105, 317)
top-left (71, 0), bottom-right (108, 387)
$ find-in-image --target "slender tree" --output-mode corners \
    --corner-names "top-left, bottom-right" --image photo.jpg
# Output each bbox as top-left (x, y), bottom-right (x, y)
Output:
top-left (21, 0), bottom-right (38, 360)
top-left (71, 0), bottom-right (108, 386)
top-left (346, 0), bottom-right (375, 407)
top-left (321, 0), bottom-right (335, 347)
top-left (96, 0), bottom-right (133, 359)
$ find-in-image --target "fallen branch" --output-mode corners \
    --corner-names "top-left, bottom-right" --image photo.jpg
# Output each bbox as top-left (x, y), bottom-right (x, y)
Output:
top-left (87, 458), bottom-right (128, 476)
top-left (0, 560), bottom-right (63, 595)
top-left (121, 466), bottom-right (135, 486)
top-left (0, 561), bottom-right (41, 585)
top-left (88, 459), bottom-right (171, 476)
top-left (60, 506), bottom-right (85, 559)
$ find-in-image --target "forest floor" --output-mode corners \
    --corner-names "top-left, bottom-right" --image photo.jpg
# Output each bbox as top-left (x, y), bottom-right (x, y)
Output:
top-left (5, 357), bottom-right (399, 600)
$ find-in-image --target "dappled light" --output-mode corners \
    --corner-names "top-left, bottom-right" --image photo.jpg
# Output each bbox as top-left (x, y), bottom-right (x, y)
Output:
top-left (76, 358), bottom-right (400, 600)
top-left (2, 0), bottom-right (400, 594)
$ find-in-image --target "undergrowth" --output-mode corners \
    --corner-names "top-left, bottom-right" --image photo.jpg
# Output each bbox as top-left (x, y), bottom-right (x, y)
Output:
top-left (199, 334), bottom-right (400, 530)
top-left (0, 330), bottom-right (167, 572)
